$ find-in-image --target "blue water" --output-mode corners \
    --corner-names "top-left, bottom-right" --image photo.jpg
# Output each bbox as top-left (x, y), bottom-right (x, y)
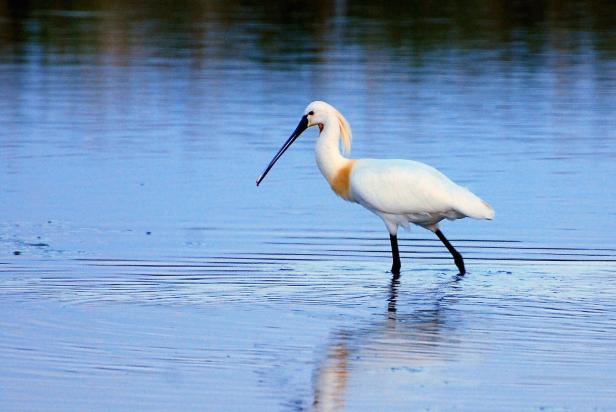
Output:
top-left (1, 1), bottom-right (616, 410)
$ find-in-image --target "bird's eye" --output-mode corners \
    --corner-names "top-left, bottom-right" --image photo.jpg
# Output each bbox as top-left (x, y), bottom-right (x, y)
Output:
top-left (308, 111), bottom-right (314, 116)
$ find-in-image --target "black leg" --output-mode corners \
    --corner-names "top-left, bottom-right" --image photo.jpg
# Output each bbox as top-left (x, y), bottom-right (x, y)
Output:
top-left (435, 229), bottom-right (465, 275)
top-left (389, 234), bottom-right (401, 276)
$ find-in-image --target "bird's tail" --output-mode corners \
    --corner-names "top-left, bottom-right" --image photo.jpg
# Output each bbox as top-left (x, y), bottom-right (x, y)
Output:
top-left (455, 187), bottom-right (495, 220)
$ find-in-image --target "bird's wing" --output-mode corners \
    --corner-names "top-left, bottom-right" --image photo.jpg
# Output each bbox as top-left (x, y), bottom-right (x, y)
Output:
top-left (350, 159), bottom-right (463, 217)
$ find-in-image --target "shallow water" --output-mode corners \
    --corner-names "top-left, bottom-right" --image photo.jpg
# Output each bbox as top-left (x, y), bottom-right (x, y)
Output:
top-left (1, 1), bottom-right (616, 410)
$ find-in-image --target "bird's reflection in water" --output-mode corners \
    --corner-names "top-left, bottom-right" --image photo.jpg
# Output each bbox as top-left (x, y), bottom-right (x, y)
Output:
top-left (312, 273), bottom-right (464, 412)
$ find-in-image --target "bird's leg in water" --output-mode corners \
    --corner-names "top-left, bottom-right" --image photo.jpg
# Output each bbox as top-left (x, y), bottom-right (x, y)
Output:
top-left (435, 229), bottom-right (465, 275)
top-left (389, 234), bottom-right (401, 275)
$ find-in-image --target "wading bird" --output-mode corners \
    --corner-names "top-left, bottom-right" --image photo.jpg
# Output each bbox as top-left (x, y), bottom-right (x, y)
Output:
top-left (256, 101), bottom-right (494, 275)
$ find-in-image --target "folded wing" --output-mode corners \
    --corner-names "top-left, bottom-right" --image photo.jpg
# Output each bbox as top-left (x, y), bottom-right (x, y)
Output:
top-left (350, 159), bottom-right (494, 225)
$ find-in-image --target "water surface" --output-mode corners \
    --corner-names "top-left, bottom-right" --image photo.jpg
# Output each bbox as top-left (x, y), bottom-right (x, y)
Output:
top-left (1, 1), bottom-right (615, 410)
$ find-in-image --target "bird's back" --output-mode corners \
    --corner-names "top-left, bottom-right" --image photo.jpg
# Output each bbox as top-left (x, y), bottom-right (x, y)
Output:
top-left (350, 159), bottom-right (494, 226)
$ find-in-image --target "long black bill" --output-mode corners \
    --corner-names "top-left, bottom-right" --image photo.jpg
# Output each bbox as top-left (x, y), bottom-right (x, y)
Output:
top-left (256, 115), bottom-right (309, 186)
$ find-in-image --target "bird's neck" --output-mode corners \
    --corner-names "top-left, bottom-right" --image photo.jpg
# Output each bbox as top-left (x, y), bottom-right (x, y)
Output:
top-left (315, 117), bottom-right (356, 201)
top-left (315, 117), bottom-right (350, 181)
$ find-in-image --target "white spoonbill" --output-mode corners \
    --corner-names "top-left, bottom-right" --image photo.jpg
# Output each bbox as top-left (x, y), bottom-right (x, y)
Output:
top-left (256, 101), bottom-right (494, 275)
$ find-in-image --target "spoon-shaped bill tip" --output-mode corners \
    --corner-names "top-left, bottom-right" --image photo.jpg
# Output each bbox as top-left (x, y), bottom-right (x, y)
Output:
top-left (255, 115), bottom-right (308, 186)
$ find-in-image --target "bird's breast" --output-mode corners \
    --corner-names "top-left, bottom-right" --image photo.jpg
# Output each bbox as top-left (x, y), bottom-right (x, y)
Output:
top-left (328, 160), bottom-right (356, 201)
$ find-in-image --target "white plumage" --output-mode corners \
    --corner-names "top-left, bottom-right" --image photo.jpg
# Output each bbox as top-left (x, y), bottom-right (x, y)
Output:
top-left (257, 101), bottom-right (494, 275)
top-left (351, 159), bottom-right (494, 233)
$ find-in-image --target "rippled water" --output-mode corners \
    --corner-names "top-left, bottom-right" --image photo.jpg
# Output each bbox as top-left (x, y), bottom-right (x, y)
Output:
top-left (1, 1), bottom-right (616, 410)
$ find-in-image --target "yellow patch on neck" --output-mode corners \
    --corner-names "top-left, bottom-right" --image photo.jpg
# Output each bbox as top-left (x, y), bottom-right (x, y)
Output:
top-left (329, 160), bottom-right (356, 201)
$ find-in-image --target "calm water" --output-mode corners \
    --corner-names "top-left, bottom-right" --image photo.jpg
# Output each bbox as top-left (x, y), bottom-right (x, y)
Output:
top-left (1, 1), bottom-right (616, 410)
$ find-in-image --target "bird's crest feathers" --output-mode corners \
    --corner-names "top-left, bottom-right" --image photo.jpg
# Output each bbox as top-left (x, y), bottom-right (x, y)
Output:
top-left (335, 109), bottom-right (352, 154)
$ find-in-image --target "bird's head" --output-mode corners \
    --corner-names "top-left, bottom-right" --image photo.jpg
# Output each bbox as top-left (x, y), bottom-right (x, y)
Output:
top-left (303, 101), bottom-right (331, 127)
top-left (256, 101), bottom-right (352, 186)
